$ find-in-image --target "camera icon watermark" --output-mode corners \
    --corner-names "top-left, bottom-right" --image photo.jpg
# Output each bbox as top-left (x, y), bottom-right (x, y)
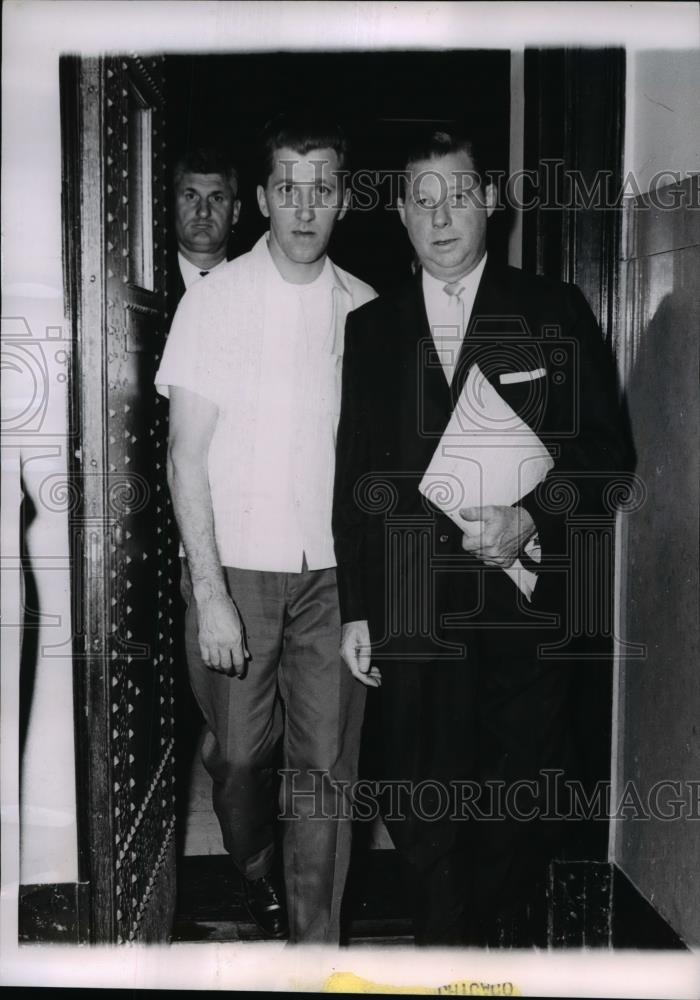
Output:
top-left (1, 316), bottom-right (70, 436)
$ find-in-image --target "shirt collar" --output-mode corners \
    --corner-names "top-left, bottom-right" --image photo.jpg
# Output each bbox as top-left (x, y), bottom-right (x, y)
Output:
top-left (328, 259), bottom-right (352, 298)
top-left (178, 251), bottom-right (227, 289)
top-left (421, 251), bottom-right (488, 304)
top-left (253, 232), bottom-right (348, 296)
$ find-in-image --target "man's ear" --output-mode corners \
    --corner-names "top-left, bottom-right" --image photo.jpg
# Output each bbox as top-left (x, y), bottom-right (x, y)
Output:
top-left (397, 197), bottom-right (407, 229)
top-left (256, 185), bottom-right (270, 219)
top-left (484, 182), bottom-right (497, 219)
top-left (337, 184), bottom-right (352, 222)
top-left (232, 199), bottom-right (242, 227)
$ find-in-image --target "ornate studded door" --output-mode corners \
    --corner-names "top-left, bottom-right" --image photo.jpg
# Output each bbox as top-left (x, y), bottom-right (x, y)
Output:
top-left (65, 55), bottom-right (178, 942)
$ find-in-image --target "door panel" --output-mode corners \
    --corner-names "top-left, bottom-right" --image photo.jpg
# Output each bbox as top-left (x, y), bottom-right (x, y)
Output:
top-left (521, 48), bottom-right (626, 861)
top-left (68, 54), bottom-right (177, 943)
top-left (522, 48), bottom-right (625, 344)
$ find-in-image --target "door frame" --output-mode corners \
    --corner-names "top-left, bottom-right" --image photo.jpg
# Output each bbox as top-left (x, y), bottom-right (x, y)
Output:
top-left (522, 47), bottom-right (627, 860)
top-left (58, 54), bottom-right (177, 945)
top-left (34, 45), bottom-right (628, 944)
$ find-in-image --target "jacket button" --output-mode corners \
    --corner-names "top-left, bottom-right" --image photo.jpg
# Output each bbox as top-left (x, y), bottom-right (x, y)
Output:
top-left (439, 534), bottom-right (449, 543)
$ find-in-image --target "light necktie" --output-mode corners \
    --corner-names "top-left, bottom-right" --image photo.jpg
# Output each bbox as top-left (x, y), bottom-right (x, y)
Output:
top-left (432, 282), bottom-right (465, 382)
top-left (443, 282), bottom-right (465, 328)
top-left (443, 280), bottom-right (464, 299)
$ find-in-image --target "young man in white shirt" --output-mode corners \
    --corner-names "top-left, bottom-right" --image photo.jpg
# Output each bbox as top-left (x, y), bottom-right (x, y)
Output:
top-left (156, 114), bottom-right (375, 944)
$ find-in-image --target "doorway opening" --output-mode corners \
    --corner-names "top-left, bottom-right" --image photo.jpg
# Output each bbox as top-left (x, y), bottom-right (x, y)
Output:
top-left (162, 48), bottom-right (511, 941)
top-left (55, 46), bottom-right (678, 948)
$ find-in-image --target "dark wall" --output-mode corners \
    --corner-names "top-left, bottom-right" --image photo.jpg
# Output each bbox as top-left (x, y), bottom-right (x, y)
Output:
top-left (165, 51), bottom-right (511, 293)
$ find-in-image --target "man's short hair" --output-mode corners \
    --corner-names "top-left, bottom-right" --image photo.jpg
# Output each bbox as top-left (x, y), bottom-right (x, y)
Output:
top-left (173, 148), bottom-right (239, 195)
top-left (400, 128), bottom-right (488, 196)
top-left (257, 113), bottom-right (349, 185)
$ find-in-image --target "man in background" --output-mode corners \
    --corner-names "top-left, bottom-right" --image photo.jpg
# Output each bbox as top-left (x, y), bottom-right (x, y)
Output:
top-left (157, 114), bottom-right (375, 944)
top-left (172, 147), bottom-right (241, 297)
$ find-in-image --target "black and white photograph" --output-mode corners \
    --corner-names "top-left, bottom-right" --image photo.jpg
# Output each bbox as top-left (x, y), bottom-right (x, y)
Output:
top-left (1, 1), bottom-right (699, 995)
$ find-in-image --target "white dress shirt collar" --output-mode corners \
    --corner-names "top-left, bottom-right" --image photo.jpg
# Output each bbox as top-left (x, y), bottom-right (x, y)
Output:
top-left (178, 251), bottom-right (227, 289)
top-left (421, 253), bottom-right (488, 384)
top-left (421, 252), bottom-right (488, 326)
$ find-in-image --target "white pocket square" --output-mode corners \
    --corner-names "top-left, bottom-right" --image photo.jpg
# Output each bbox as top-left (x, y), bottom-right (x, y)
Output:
top-left (499, 368), bottom-right (547, 385)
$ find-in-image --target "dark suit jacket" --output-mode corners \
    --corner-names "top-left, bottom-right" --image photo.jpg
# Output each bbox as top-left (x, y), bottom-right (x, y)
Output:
top-left (332, 260), bottom-right (635, 662)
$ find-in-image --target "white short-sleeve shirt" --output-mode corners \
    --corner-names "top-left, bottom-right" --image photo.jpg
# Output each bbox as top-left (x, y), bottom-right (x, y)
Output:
top-left (155, 234), bottom-right (376, 572)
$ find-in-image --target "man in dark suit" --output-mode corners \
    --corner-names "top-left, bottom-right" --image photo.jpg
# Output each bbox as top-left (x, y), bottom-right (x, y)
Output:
top-left (333, 129), bottom-right (635, 945)
top-left (170, 147), bottom-right (241, 303)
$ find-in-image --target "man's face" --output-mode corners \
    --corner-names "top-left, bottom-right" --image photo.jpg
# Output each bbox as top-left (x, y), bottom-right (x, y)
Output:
top-left (257, 147), bottom-right (349, 277)
top-left (174, 171), bottom-right (240, 259)
top-left (398, 151), bottom-right (495, 282)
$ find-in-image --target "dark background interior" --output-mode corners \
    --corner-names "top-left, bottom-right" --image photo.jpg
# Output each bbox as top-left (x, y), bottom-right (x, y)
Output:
top-left (163, 49), bottom-right (514, 860)
top-left (165, 51), bottom-right (512, 292)
top-left (163, 51), bottom-right (610, 863)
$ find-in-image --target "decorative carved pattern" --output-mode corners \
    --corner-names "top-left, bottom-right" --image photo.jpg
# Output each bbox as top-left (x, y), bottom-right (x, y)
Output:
top-left (124, 301), bottom-right (160, 317)
top-left (101, 54), bottom-right (177, 944)
top-left (128, 52), bottom-right (165, 104)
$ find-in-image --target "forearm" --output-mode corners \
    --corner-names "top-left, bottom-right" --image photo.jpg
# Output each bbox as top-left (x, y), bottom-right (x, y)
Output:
top-left (167, 450), bottom-right (227, 601)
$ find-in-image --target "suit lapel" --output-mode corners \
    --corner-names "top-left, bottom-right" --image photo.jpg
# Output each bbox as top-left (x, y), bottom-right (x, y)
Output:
top-left (395, 274), bottom-right (454, 441)
top-left (451, 258), bottom-right (506, 404)
top-left (393, 263), bottom-right (543, 445)
top-left (450, 261), bottom-right (549, 434)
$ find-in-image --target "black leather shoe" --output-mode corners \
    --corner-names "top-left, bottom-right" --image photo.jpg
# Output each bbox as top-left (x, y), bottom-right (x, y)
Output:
top-left (243, 873), bottom-right (288, 940)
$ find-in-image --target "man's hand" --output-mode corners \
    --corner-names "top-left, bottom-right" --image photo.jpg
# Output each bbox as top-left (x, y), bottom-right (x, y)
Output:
top-left (459, 505), bottom-right (536, 568)
top-left (195, 592), bottom-right (249, 676)
top-left (340, 620), bottom-right (381, 688)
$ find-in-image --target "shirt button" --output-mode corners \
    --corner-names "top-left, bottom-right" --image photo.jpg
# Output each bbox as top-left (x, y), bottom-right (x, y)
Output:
top-left (439, 534), bottom-right (449, 544)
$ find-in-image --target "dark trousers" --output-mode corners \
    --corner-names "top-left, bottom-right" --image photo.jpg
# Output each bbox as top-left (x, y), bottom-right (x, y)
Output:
top-left (377, 574), bottom-right (573, 945)
top-left (182, 560), bottom-right (366, 943)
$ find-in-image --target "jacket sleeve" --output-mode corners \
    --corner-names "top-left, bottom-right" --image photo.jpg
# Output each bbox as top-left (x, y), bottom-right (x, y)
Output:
top-left (518, 283), bottom-right (636, 556)
top-left (332, 310), bottom-right (371, 624)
